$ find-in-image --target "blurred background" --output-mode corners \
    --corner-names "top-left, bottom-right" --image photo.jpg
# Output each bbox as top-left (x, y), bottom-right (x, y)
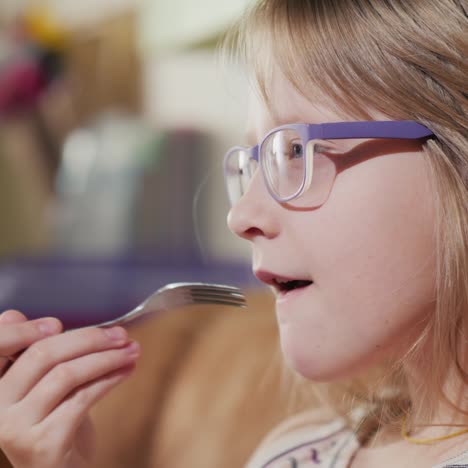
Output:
top-left (0, 4), bottom-right (318, 468)
top-left (0, 0), bottom-right (260, 325)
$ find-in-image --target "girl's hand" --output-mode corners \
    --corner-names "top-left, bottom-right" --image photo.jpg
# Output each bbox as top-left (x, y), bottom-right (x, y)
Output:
top-left (0, 309), bottom-right (140, 468)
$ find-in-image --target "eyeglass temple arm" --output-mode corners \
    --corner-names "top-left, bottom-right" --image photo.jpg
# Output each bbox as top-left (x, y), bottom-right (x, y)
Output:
top-left (319, 121), bottom-right (435, 140)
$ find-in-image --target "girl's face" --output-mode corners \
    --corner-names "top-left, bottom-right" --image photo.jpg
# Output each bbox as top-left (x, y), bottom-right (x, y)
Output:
top-left (227, 75), bottom-right (437, 381)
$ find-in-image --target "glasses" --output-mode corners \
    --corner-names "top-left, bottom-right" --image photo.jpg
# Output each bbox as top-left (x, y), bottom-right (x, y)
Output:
top-left (224, 120), bottom-right (435, 207)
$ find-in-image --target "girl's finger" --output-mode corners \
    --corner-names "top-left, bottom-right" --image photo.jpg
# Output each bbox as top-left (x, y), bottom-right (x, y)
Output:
top-left (0, 310), bottom-right (27, 325)
top-left (0, 311), bottom-right (29, 374)
top-left (0, 312), bottom-right (62, 359)
top-left (0, 325), bottom-right (129, 405)
top-left (36, 362), bottom-right (136, 450)
top-left (20, 341), bottom-right (140, 425)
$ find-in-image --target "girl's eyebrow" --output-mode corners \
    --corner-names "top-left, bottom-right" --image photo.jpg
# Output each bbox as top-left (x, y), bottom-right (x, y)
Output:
top-left (274, 116), bottom-right (324, 127)
top-left (273, 115), bottom-right (306, 126)
top-left (245, 117), bottom-right (326, 146)
top-left (245, 116), bottom-right (305, 146)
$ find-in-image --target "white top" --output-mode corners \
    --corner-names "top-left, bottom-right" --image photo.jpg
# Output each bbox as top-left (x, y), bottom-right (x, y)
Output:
top-left (245, 411), bottom-right (468, 468)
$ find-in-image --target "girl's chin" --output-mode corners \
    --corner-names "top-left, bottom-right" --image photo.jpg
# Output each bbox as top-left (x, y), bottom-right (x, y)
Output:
top-left (275, 284), bottom-right (316, 325)
top-left (286, 358), bottom-right (363, 382)
top-left (279, 334), bottom-right (378, 382)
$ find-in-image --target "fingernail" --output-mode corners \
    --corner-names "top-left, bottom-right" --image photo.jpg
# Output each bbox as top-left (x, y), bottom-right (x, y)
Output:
top-left (126, 341), bottom-right (140, 356)
top-left (104, 327), bottom-right (127, 341)
top-left (38, 319), bottom-right (60, 335)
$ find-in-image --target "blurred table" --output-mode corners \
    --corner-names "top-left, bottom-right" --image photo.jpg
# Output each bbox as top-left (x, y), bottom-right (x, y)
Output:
top-left (0, 255), bottom-right (260, 329)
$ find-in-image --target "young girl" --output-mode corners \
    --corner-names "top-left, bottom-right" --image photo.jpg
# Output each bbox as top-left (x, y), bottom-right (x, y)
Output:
top-left (222, 0), bottom-right (467, 466)
top-left (0, 1), bottom-right (466, 468)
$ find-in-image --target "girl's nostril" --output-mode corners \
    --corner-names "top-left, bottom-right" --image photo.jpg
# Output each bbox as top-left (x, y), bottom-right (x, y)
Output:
top-left (245, 227), bottom-right (264, 237)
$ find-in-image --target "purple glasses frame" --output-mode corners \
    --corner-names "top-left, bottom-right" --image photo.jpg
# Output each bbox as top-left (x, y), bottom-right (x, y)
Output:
top-left (224, 120), bottom-right (435, 204)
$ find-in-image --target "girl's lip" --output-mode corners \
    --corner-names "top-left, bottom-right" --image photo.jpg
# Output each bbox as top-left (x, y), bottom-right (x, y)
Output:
top-left (254, 269), bottom-right (314, 293)
top-left (276, 281), bottom-right (314, 303)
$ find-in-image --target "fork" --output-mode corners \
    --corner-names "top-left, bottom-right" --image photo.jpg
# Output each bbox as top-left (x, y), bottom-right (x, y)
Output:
top-left (6, 283), bottom-right (246, 363)
top-left (69, 282), bottom-right (247, 331)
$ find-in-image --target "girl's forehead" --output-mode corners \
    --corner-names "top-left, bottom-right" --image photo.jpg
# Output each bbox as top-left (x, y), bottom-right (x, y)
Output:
top-left (245, 77), bottom-right (354, 144)
top-left (245, 66), bottom-right (387, 145)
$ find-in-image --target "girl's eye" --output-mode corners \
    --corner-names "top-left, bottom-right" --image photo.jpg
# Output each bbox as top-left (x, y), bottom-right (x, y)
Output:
top-left (288, 141), bottom-right (304, 160)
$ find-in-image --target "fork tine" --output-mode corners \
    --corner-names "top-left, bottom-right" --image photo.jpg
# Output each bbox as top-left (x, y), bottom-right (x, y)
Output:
top-left (189, 284), bottom-right (244, 294)
top-left (189, 290), bottom-right (245, 300)
top-left (167, 283), bottom-right (247, 309)
top-left (191, 298), bottom-right (247, 307)
top-left (187, 283), bottom-right (241, 289)
top-left (191, 297), bottom-right (247, 307)
top-left (189, 286), bottom-right (244, 295)
top-left (190, 291), bottom-right (246, 302)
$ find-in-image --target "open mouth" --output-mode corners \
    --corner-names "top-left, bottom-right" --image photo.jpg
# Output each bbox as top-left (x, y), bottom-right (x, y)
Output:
top-left (254, 270), bottom-right (314, 296)
top-left (274, 279), bottom-right (313, 293)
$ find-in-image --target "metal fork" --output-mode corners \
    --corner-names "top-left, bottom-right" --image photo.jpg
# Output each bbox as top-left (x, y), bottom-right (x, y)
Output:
top-left (5, 283), bottom-right (246, 363)
top-left (69, 282), bottom-right (247, 331)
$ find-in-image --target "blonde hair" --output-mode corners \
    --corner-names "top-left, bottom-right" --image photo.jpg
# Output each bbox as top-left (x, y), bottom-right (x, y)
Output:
top-left (219, 0), bottom-right (468, 444)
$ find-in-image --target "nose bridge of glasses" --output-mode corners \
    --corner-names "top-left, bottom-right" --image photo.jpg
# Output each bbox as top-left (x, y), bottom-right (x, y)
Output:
top-left (251, 144), bottom-right (259, 162)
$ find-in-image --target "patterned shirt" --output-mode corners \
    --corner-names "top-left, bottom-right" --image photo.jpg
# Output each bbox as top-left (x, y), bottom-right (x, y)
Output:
top-left (245, 415), bottom-right (468, 468)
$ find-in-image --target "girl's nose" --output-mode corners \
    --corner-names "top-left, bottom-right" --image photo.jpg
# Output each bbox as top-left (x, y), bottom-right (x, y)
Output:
top-left (227, 171), bottom-right (280, 241)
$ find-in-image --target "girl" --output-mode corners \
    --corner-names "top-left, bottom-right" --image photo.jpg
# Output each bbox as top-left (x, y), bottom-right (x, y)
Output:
top-left (0, 1), bottom-right (466, 467)
top-left (222, 0), bottom-right (467, 466)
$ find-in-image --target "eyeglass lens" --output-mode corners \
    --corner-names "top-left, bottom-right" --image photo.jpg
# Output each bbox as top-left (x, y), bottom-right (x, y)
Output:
top-left (225, 130), bottom-right (337, 207)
